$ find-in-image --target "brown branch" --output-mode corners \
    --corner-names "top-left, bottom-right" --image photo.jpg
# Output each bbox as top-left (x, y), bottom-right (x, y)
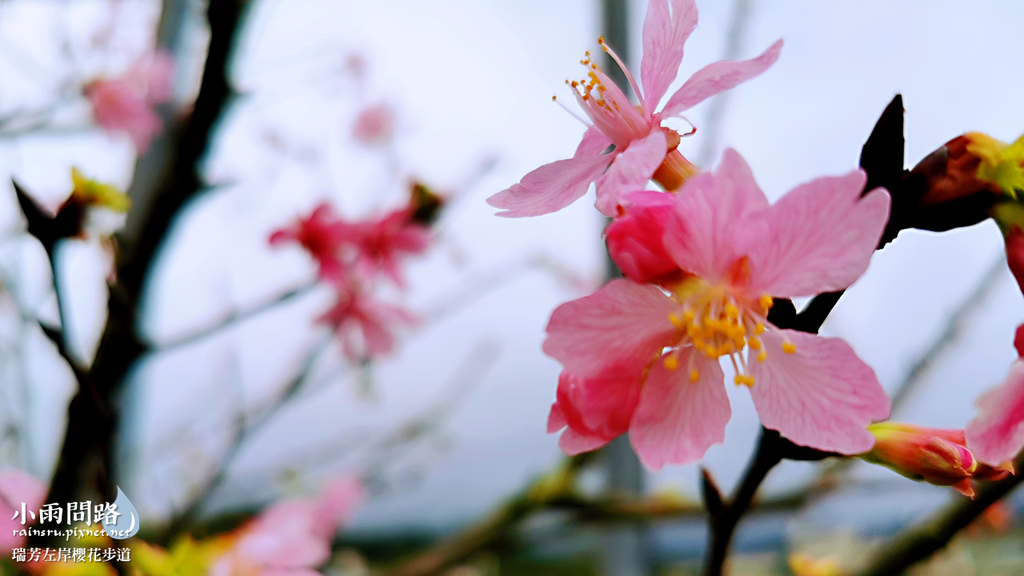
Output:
top-left (381, 454), bottom-right (596, 576)
top-left (851, 450), bottom-right (1024, 576)
top-left (43, 0), bottom-right (250, 523)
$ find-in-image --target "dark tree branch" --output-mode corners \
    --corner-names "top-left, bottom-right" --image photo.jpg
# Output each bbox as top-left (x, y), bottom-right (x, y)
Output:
top-left (851, 450), bottom-right (1024, 576)
top-left (42, 0), bottom-right (250, 531)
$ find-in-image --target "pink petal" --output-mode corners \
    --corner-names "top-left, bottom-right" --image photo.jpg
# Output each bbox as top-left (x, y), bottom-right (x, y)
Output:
top-left (543, 278), bottom-right (678, 379)
top-left (640, 0), bottom-right (698, 109)
top-left (559, 426), bottom-right (613, 455)
top-left (629, 350), bottom-right (730, 470)
top-left (749, 329), bottom-right (890, 454)
top-left (966, 360), bottom-right (1024, 466)
top-left (311, 476), bottom-right (364, 539)
top-left (594, 131), bottom-right (667, 216)
top-left (1016, 324), bottom-right (1024, 358)
top-left (749, 170), bottom-right (890, 298)
top-left (659, 39), bottom-right (783, 119)
top-left (577, 125), bottom-right (614, 158)
top-left (556, 367), bottom-right (642, 441)
top-left (0, 469), bottom-right (47, 554)
top-left (575, 69), bottom-right (653, 148)
top-left (662, 148), bottom-right (769, 281)
top-left (487, 154), bottom-right (613, 218)
top-left (547, 402), bottom-right (568, 433)
top-left (605, 191), bottom-right (680, 283)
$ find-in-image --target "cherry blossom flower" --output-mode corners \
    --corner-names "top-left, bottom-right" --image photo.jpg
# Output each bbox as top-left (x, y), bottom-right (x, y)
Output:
top-left (544, 149), bottom-right (891, 469)
top-left (270, 203), bottom-right (349, 286)
top-left (0, 469), bottom-right (47, 554)
top-left (318, 285), bottom-right (418, 360)
top-left (211, 477), bottom-right (364, 576)
top-left (85, 51), bottom-right (175, 152)
top-left (337, 206), bottom-right (431, 288)
top-left (352, 103), bottom-right (396, 146)
top-left (965, 324), bottom-right (1024, 466)
top-left (487, 0), bottom-right (782, 218)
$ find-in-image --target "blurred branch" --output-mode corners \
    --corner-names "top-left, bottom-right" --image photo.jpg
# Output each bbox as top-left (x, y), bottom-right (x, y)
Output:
top-left (163, 336), bottom-right (333, 539)
top-left (382, 453), bottom-right (597, 576)
top-left (152, 281), bottom-right (317, 351)
top-left (850, 450), bottom-right (1024, 576)
top-left (889, 255), bottom-right (1006, 412)
top-left (44, 0), bottom-right (250, 523)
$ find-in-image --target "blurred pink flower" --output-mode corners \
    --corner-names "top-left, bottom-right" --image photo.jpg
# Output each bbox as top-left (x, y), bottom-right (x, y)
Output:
top-left (318, 286), bottom-right (417, 360)
top-left (351, 103), bottom-right (395, 146)
top-left (212, 477), bottom-right (364, 576)
top-left (269, 203), bottom-right (349, 286)
top-left (338, 207), bottom-right (431, 288)
top-left (966, 324), bottom-right (1024, 466)
top-left (0, 469), bottom-right (48, 554)
top-left (85, 50), bottom-right (174, 152)
top-left (604, 190), bottom-right (681, 284)
top-left (487, 0), bottom-right (782, 218)
top-left (545, 149), bottom-right (891, 469)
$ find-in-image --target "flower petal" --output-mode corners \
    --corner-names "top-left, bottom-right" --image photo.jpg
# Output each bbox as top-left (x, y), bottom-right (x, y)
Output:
top-left (577, 125), bottom-right (614, 158)
top-left (487, 154), bottom-right (613, 217)
top-left (544, 278), bottom-right (678, 378)
top-left (629, 350), bottom-right (729, 470)
top-left (559, 426), bottom-right (613, 455)
top-left (606, 191), bottom-right (680, 283)
top-left (749, 329), bottom-right (890, 454)
top-left (556, 367), bottom-right (642, 440)
top-left (594, 131), bottom-right (667, 216)
top-left (966, 360), bottom-right (1024, 466)
top-left (659, 39), bottom-right (783, 119)
top-left (662, 148), bottom-right (769, 281)
top-left (749, 170), bottom-right (890, 298)
top-left (640, 0), bottom-right (698, 109)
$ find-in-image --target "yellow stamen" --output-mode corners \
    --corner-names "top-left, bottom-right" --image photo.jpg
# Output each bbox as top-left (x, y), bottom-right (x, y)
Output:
top-left (754, 322), bottom-right (766, 335)
top-left (725, 303), bottom-right (739, 319)
top-left (748, 337), bottom-right (761, 350)
top-left (782, 342), bottom-right (797, 354)
top-left (689, 369), bottom-right (700, 383)
top-left (757, 351), bottom-right (768, 363)
top-left (759, 294), bottom-right (774, 311)
top-left (664, 354), bottom-right (679, 371)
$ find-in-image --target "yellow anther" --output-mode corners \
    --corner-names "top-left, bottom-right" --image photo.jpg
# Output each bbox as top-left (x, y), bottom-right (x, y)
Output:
top-left (682, 310), bottom-right (695, 323)
top-left (692, 338), bottom-right (705, 349)
top-left (717, 343), bottom-right (734, 356)
top-left (760, 294), bottom-right (774, 311)
top-left (733, 375), bottom-right (745, 386)
top-left (782, 342), bottom-right (797, 354)
top-left (669, 312), bottom-right (683, 327)
top-left (747, 338), bottom-right (762, 350)
top-left (725, 303), bottom-right (739, 319)
top-left (689, 369), bottom-right (700, 383)
top-left (754, 322), bottom-right (766, 335)
top-left (704, 345), bottom-right (718, 358)
top-left (663, 354), bottom-right (679, 371)
top-left (757, 350), bottom-right (767, 363)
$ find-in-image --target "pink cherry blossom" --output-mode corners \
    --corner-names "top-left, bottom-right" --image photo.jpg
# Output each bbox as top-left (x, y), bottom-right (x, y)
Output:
top-left (487, 0), bottom-right (782, 218)
top-left (965, 324), bottom-right (1024, 466)
top-left (211, 476), bottom-right (364, 576)
top-left (604, 190), bottom-right (682, 284)
top-left (545, 149), bottom-right (891, 469)
top-left (352, 102), bottom-right (396, 146)
top-left (85, 51), bottom-right (175, 152)
top-left (318, 285), bottom-right (417, 360)
top-left (337, 207), bottom-right (431, 288)
top-left (269, 203), bottom-right (349, 286)
top-left (0, 469), bottom-right (48, 554)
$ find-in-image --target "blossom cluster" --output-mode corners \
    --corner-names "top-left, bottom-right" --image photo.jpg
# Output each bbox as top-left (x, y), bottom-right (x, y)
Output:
top-left (490, 0), bottom-right (1024, 482)
top-left (269, 185), bottom-right (439, 360)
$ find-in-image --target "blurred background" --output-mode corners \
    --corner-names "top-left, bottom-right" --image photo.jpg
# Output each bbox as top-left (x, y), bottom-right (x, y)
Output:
top-left (2, 0), bottom-right (1024, 574)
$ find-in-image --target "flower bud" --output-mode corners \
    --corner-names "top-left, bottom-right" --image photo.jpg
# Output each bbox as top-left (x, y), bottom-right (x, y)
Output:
top-left (605, 191), bottom-right (681, 284)
top-left (907, 132), bottom-right (1022, 232)
top-left (860, 423), bottom-right (978, 497)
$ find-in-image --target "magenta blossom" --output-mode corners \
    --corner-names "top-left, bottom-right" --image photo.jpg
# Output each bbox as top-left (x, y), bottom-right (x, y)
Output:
top-left (337, 207), bottom-right (431, 288)
top-left (269, 203), bottom-right (349, 286)
top-left (487, 0), bottom-right (782, 218)
top-left (544, 149), bottom-right (892, 469)
top-left (318, 285), bottom-right (417, 360)
top-left (965, 324), bottom-right (1024, 466)
top-left (85, 51), bottom-right (174, 152)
